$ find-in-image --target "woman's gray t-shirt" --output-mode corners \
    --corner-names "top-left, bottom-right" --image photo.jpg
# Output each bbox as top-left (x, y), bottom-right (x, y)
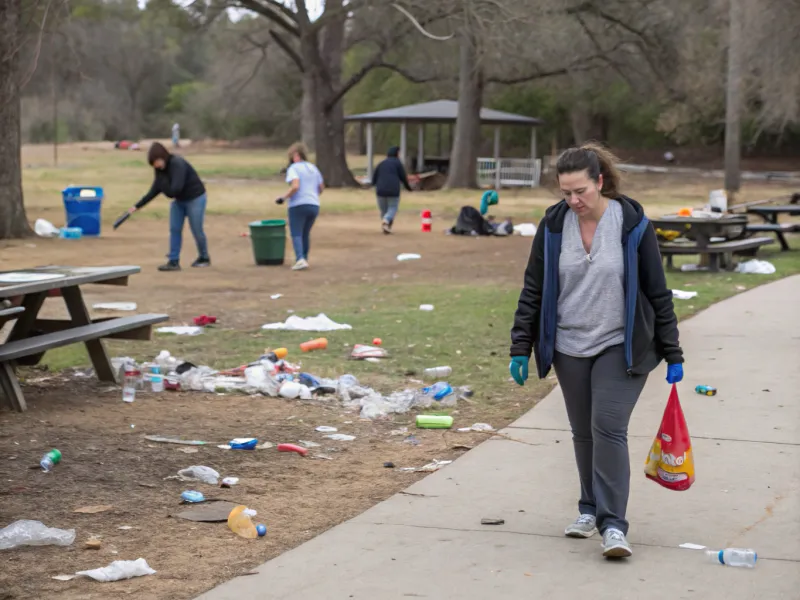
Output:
top-left (555, 200), bottom-right (626, 358)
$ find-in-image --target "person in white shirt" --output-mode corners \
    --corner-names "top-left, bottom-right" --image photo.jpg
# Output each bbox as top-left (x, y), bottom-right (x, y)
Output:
top-left (276, 142), bottom-right (325, 271)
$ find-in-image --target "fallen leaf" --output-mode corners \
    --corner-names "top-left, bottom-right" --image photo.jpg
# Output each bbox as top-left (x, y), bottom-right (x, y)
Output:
top-left (85, 539), bottom-right (102, 550)
top-left (74, 505), bottom-right (113, 514)
top-left (177, 447), bottom-right (199, 454)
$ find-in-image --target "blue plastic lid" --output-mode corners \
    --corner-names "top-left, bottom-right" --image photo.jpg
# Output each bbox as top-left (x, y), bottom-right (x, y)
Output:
top-left (181, 490), bottom-right (205, 503)
top-left (229, 437), bottom-right (258, 450)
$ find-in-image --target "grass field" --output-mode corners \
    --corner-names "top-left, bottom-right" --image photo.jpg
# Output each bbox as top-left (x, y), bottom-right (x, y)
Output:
top-left (0, 142), bottom-right (797, 599)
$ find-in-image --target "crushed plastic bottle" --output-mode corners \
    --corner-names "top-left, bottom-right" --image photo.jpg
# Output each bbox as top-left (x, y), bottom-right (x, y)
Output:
top-left (0, 520), bottom-right (76, 550)
top-left (40, 448), bottom-right (62, 472)
top-left (705, 548), bottom-right (757, 568)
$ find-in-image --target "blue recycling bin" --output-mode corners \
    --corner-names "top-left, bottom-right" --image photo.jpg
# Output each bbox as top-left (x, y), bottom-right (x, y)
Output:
top-left (62, 186), bottom-right (103, 237)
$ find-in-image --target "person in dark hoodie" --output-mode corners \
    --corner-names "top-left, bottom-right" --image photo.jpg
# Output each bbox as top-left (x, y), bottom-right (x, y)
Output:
top-left (508, 143), bottom-right (684, 559)
top-left (372, 146), bottom-right (412, 234)
top-left (125, 142), bottom-right (210, 271)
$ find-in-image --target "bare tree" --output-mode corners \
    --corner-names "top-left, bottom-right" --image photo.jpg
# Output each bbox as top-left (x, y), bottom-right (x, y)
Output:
top-left (724, 0), bottom-right (743, 195)
top-left (0, 0), bottom-right (29, 239)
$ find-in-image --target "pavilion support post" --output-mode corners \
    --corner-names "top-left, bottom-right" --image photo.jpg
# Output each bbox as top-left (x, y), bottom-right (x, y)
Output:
top-left (366, 122), bottom-right (374, 181)
top-left (530, 127), bottom-right (538, 187)
top-left (400, 121), bottom-right (408, 168)
top-left (437, 124), bottom-right (442, 157)
top-left (493, 126), bottom-right (501, 189)
top-left (416, 125), bottom-right (424, 173)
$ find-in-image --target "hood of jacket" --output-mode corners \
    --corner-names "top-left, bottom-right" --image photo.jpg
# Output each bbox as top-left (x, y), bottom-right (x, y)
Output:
top-left (543, 195), bottom-right (645, 236)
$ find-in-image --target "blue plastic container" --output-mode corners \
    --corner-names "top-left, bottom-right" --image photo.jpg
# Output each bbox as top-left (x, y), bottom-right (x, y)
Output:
top-left (62, 186), bottom-right (103, 237)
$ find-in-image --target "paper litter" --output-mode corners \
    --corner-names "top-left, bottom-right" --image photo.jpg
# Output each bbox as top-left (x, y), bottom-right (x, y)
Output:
top-left (262, 313), bottom-right (352, 331)
top-left (419, 304), bottom-right (434, 311)
top-left (324, 433), bottom-right (356, 442)
top-left (156, 326), bottom-right (204, 336)
top-left (679, 543), bottom-right (706, 550)
top-left (513, 223), bottom-right (537, 237)
top-left (672, 289), bottom-right (698, 300)
top-left (397, 253), bottom-right (421, 261)
top-left (399, 459), bottom-right (453, 473)
top-left (75, 558), bottom-right (156, 582)
top-left (93, 302), bottom-right (137, 311)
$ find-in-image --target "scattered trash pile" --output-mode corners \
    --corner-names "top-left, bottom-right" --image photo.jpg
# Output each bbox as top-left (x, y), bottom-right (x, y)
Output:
top-left (112, 350), bottom-right (472, 420)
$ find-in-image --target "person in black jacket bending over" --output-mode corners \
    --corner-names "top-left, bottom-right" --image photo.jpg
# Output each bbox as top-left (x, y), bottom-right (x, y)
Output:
top-left (372, 146), bottom-right (411, 234)
top-left (509, 143), bottom-right (684, 559)
top-left (126, 142), bottom-right (210, 271)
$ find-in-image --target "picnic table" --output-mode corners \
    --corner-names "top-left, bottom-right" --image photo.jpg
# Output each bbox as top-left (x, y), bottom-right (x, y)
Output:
top-left (0, 266), bottom-right (168, 412)
top-left (651, 214), bottom-right (774, 272)
top-left (745, 205), bottom-right (800, 251)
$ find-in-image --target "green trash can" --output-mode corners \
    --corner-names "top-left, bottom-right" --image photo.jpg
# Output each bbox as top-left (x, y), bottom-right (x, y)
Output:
top-left (249, 219), bottom-right (287, 265)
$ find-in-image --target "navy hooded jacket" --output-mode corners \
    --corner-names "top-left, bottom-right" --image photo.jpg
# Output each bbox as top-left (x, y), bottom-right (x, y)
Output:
top-left (372, 147), bottom-right (411, 198)
top-left (510, 196), bottom-right (683, 378)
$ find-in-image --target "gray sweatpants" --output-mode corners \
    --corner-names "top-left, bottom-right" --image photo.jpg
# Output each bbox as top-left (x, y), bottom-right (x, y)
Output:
top-left (553, 344), bottom-right (648, 535)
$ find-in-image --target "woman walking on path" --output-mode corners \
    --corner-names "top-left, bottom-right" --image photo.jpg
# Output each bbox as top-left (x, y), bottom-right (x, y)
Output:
top-left (127, 142), bottom-right (210, 272)
top-left (276, 143), bottom-right (324, 271)
top-left (372, 146), bottom-right (411, 234)
top-left (508, 143), bottom-right (684, 559)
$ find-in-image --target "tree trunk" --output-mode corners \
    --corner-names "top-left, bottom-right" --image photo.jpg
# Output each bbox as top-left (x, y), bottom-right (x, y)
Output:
top-left (0, 0), bottom-right (31, 239)
top-left (299, 6), bottom-right (357, 188)
top-left (724, 0), bottom-right (743, 196)
top-left (301, 73), bottom-right (316, 150)
top-left (446, 31), bottom-right (483, 189)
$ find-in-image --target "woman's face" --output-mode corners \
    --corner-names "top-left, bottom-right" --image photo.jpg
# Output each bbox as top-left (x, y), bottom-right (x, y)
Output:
top-left (153, 158), bottom-right (166, 170)
top-left (559, 170), bottom-right (603, 217)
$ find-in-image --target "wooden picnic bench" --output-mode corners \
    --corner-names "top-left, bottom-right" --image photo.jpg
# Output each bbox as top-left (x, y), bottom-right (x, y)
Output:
top-left (0, 266), bottom-right (168, 412)
top-left (745, 205), bottom-right (800, 251)
top-left (659, 237), bottom-right (775, 272)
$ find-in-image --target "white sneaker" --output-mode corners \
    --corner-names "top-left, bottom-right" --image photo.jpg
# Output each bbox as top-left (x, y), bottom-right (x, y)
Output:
top-left (291, 259), bottom-right (309, 271)
top-left (564, 514), bottom-right (598, 538)
top-left (602, 528), bottom-right (632, 558)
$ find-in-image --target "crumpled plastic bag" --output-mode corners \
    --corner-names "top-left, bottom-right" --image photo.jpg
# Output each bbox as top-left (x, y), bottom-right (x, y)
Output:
top-left (176, 465), bottom-right (220, 485)
top-left (34, 219), bottom-right (60, 238)
top-left (735, 259), bottom-right (776, 275)
top-left (76, 558), bottom-right (156, 582)
top-left (644, 384), bottom-right (695, 491)
top-left (0, 520), bottom-right (76, 550)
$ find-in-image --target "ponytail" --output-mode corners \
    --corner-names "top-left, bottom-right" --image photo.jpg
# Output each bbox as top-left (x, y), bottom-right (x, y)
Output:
top-left (556, 142), bottom-right (622, 198)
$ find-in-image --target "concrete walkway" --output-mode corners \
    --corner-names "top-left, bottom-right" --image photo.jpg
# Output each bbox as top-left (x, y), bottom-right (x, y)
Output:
top-left (198, 276), bottom-right (800, 600)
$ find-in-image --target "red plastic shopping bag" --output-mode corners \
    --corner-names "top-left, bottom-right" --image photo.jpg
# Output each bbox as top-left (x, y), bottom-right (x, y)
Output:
top-left (644, 384), bottom-right (695, 491)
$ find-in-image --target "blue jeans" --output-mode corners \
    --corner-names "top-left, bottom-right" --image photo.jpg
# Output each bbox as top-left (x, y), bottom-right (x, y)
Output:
top-left (288, 204), bottom-right (319, 261)
top-left (377, 196), bottom-right (400, 223)
top-left (169, 194), bottom-right (208, 262)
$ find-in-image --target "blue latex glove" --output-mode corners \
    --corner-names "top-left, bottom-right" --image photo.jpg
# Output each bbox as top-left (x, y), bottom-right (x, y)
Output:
top-left (666, 363), bottom-right (684, 384)
top-left (509, 356), bottom-right (529, 386)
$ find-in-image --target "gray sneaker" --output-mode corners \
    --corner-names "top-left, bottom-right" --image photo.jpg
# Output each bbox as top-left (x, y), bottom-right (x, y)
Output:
top-left (564, 514), bottom-right (598, 538)
top-left (602, 528), bottom-right (632, 558)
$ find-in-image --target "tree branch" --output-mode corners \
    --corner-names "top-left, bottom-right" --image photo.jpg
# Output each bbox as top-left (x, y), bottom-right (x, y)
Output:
top-left (269, 30), bottom-right (303, 70)
top-left (487, 66), bottom-right (570, 85)
top-left (235, 0), bottom-right (299, 37)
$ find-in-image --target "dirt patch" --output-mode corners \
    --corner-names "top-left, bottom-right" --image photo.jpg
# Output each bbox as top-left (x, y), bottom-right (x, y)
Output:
top-left (0, 377), bottom-right (509, 600)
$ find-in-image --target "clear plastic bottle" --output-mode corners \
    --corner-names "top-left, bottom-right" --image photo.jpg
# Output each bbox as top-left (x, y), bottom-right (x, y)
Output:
top-left (150, 365), bottom-right (164, 393)
top-left (705, 548), bottom-right (757, 568)
top-left (40, 448), bottom-right (62, 472)
top-left (423, 366), bottom-right (452, 380)
top-left (122, 366), bottom-right (138, 403)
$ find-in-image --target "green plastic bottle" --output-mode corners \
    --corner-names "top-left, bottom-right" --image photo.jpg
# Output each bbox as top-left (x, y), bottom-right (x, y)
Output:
top-left (416, 415), bottom-right (454, 429)
top-left (40, 449), bottom-right (62, 472)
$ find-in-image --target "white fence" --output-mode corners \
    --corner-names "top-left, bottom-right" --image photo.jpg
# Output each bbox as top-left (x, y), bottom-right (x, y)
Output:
top-left (477, 157), bottom-right (542, 188)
